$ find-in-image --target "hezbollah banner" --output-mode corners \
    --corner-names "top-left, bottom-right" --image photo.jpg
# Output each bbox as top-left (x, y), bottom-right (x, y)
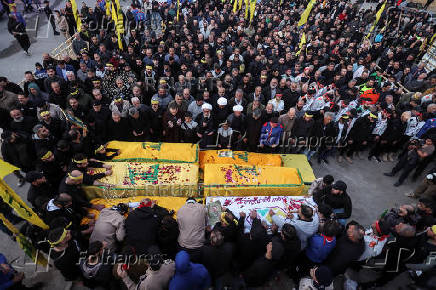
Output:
top-left (0, 213), bottom-right (47, 266)
top-left (199, 150), bottom-right (282, 169)
top-left (203, 164), bottom-right (304, 196)
top-left (106, 141), bottom-right (199, 163)
top-left (206, 196), bottom-right (316, 233)
top-left (82, 196), bottom-right (189, 224)
top-left (84, 162), bottom-right (199, 198)
top-left (0, 160), bottom-right (48, 229)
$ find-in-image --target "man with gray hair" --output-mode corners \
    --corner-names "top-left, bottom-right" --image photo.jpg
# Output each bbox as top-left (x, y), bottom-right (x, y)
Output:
top-left (131, 96), bottom-right (149, 116)
top-left (279, 108), bottom-right (297, 148)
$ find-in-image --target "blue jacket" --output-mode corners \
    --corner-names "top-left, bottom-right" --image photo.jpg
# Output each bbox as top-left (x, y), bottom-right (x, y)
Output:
top-left (169, 251), bottom-right (211, 290)
top-left (417, 118), bottom-right (436, 138)
top-left (305, 234), bottom-right (336, 263)
top-left (56, 65), bottom-right (75, 80)
top-left (0, 254), bottom-right (14, 290)
top-left (259, 122), bottom-right (283, 147)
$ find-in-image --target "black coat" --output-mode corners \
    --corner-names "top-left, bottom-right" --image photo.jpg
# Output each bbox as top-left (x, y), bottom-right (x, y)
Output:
top-left (314, 188), bottom-right (353, 220)
top-left (201, 242), bottom-right (234, 281)
top-left (324, 235), bottom-right (364, 275)
top-left (106, 118), bottom-right (130, 141)
top-left (125, 205), bottom-right (171, 255)
top-left (292, 117), bottom-right (315, 138)
top-left (348, 116), bottom-right (376, 142)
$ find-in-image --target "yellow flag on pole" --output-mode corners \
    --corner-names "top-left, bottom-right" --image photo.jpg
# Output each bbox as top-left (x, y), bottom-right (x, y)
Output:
top-left (249, 0), bottom-right (256, 22)
top-left (245, 0), bottom-right (249, 19)
top-left (177, 0), bottom-right (180, 21)
top-left (296, 32), bottom-right (306, 56)
top-left (70, 0), bottom-right (82, 32)
top-left (105, 0), bottom-right (111, 17)
top-left (111, 2), bottom-right (117, 23)
top-left (298, 0), bottom-right (315, 27)
top-left (116, 5), bottom-right (124, 34)
top-left (369, 0), bottom-right (387, 34)
top-left (0, 213), bottom-right (47, 266)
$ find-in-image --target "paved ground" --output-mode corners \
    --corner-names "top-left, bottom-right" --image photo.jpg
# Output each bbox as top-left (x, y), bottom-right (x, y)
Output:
top-left (311, 152), bottom-right (418, 227)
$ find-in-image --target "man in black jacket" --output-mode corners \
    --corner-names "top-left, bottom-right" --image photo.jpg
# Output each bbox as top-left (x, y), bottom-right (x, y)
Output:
top-left (324, 222), bottom-right (365, 276)
top-left (125, 199), bottom-right (172, 255)
top-left (314, 180), bottom-right (352, 226)
top-left (344, 113), bottom-right (377, 163)
top-left (384, 140), bottom-right (419, 187)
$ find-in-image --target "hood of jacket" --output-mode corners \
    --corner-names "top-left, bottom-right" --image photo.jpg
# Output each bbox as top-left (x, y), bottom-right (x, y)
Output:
top-left (175, 251), bottom-right (192, 274)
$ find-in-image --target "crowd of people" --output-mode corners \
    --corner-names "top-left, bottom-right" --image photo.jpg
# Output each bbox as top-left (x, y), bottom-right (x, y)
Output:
top-left (0, 0), bottom-right (436, 288)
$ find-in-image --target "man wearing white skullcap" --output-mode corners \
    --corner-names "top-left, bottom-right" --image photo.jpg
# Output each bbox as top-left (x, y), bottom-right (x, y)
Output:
top-left (227, 104), bottom-right (246, 149)
top-left (217, 97), bottom-right (227, 106)
top-left (215, 97), bottom-right (230, 126)
top-left (201, 103), bottom-right (213, 111)
top-left (233, 105), bottom-right (243, 112)
top-left (196, 102), bottom-right (214, 148)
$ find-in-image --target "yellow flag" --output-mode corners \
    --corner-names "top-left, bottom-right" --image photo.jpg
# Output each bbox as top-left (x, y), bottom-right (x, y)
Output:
top-left (369, 0), bottom-right (386, 33)
top-left (177, 0), bottom-right (180, 21)
top-left (111, 2), bottom-right (118, 23)
top-left (0, 159), bottom-right (18, 179)
top-left (298, 0), bottom-right (315, 27)
top-left (249, 0), bottom-right (256, 22)
top-left (430, 32), bottom-right (436, 45)
top-left (296, 32), bottom-right (306, 56)
top-left (238, 0), bottom-right (243, 10)
top-left (233, 0), bottom-right (238, 13)
top-left (116, 5), bottom-right (124, 34)
top-left (245, 0), bottom-right (249, 19)
top-left (70, 0), bottom-right (82, 32)
top-left (0, 213), bottom-right (47, 266)
top-left (105, 0), bottom-right (111, 17)
top-left (0, 180), bottom-right (48, 229)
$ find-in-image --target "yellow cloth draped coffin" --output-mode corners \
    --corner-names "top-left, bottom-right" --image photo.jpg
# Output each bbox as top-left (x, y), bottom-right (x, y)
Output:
top-left (203, 164), bottom-right (304, 196)
top-left (106, 141), bottom-right (199, 163)
top-left (83, 162), bottom-right (199, 198)
top-left (199, 150), bottom-right (282, 169)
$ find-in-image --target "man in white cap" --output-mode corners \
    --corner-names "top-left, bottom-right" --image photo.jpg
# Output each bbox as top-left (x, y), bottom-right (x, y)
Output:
top-left (215, 97), bottom-right (230, 126)
top-left (195, 102), bottom-right (214, 148)
top-left (227, 104), bottom-right (247, 149)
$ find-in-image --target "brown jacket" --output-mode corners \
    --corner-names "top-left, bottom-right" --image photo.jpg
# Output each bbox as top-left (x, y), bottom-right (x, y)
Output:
top-left (177, 202), bottom-right (206, 249)
top-left (0, 90), bottom-right (18, 111)
top-left (122, 260), bottom-right (175, 290)
top-left (89, 208), bottom-right (125, 251)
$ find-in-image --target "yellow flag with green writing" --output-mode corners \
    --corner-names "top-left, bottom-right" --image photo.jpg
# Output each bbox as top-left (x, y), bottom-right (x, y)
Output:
top-left (298, 0), bottom-right (315, 27)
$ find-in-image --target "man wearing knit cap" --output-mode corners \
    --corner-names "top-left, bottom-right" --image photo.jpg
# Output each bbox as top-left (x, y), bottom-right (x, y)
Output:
top-left (313, 180), bottom-right (352, 225)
